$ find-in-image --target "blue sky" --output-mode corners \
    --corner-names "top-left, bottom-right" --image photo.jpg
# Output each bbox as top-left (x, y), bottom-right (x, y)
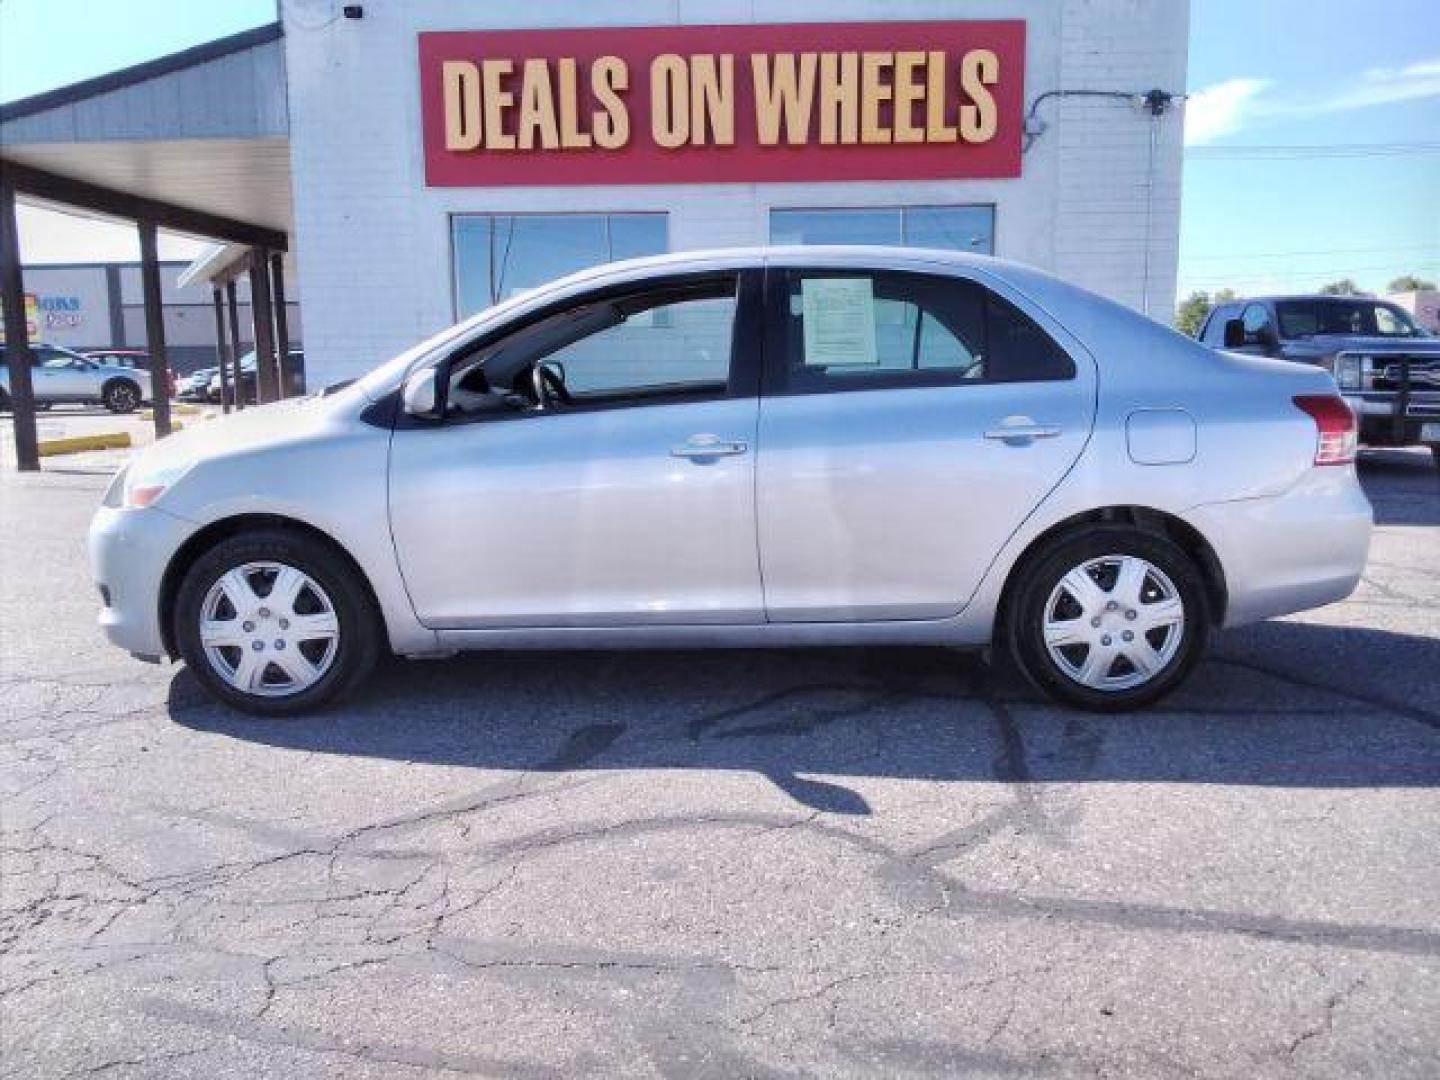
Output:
top-left (2, 0), bottom-right (1437, 301)
top-left (1180, 0), bottom-right (1439, 298)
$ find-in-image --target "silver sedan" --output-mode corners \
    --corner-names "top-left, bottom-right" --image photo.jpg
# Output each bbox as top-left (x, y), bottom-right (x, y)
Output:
top-left (89, 248), bottom-right (1372, 714)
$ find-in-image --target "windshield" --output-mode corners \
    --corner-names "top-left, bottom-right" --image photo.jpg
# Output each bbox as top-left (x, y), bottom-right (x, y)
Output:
top-left (1275, 299), bottom-right (1426, 339)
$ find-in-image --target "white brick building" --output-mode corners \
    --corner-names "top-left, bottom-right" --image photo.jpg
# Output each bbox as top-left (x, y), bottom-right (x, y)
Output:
top-left (282, 1), bottom-right (1188, 388)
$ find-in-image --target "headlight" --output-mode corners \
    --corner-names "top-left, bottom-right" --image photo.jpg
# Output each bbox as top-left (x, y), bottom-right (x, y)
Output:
top-left (1336, 354), bottom-right (1370, 390)
top-left (120, 462), bottom-right (193, 509)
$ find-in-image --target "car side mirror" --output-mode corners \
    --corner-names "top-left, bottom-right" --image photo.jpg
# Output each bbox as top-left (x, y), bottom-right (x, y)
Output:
top-left (401, 367), bottom-right (442, 419)
top-left (1223, 319), bottom-right (1245, 349)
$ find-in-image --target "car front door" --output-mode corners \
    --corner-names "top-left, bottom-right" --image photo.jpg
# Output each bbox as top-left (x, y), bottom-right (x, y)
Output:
top-left (388, 271), bottom-right (765, 628)
top-left (756, 266), bottom-right (1095, 622)
top-left (30, 349), bottom-right (88, 401)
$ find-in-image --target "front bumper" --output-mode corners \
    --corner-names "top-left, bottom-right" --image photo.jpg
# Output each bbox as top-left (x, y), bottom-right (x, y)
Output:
top-left (1342, 388), bottom-right (1440, 444)
top-left (88, 503), bottom-right (196, 660)
top-left (1183, 466), bottom-right (1373, 629)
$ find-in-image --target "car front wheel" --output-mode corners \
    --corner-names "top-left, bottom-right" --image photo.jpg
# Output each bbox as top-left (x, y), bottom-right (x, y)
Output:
top-left (174, 529), bottom-right (381, 715)
top-left (1005, 526), bottom-right (1210, 711)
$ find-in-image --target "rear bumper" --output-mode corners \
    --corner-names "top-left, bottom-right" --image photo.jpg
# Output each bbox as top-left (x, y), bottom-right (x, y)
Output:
top-left (88, 504), bottom-right (194, 660)
top-left (1183, 467), bottom-right (1373, 628)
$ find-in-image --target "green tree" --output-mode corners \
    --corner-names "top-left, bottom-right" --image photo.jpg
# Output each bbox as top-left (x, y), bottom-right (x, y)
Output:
top-left (1176, 290), bottom-right (1212, 336)
top-left (1387, 274), bottom-right (1436, 293)
top-left (1175, 287), bottom-right (1237, 337)
top-left (1319, 278), bottom-right (1369, 296)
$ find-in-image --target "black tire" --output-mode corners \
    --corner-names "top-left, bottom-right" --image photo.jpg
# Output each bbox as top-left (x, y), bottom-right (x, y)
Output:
top-left (174, 528), bottom-right (382, 716)
top-left (102, 379), bottom-right (141, 413)
top-left (1003, 525), bottom-right (1210, 712)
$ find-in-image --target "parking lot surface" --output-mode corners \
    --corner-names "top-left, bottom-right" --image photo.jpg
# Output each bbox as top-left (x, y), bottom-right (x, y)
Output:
top-left (2, 450), bottom-right (1437, 1078)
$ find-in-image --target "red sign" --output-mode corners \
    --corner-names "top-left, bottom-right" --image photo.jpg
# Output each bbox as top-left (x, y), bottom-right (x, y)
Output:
top-left (419, 21), bottom-right (1025, 187)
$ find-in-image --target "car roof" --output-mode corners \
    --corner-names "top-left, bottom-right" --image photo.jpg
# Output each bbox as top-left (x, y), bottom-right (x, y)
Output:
top-left (1233, 295), bottom-right (1397, 305)
top-left (569, 244), bottom-right (1005, 275)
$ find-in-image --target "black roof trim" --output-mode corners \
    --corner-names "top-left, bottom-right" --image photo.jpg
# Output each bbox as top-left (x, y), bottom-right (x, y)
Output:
top-left (1249, 295), bottom-right (1400, 304)
top-left (0, 23), bottom-right (283, 124)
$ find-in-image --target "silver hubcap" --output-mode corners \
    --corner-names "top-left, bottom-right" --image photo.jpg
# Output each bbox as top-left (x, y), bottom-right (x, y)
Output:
top-left (111, 385), bottom-right (136, 409)
top-left (199, 562), bottom-right (339, 697)
top-left (1042, 554), bottom-right (1185, 691)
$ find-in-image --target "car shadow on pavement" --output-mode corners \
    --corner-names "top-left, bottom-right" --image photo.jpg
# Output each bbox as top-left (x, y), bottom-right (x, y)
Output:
top-left (1358, 448), bottom-right (1440, 526)
top-left (169, 618), bottom-right (1440, 814)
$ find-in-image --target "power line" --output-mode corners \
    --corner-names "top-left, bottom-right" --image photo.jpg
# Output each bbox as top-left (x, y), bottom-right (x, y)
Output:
top-left (1186, 142), bottom-right (1440, 161)
top-left (1183, 243), bottom-right (1439, 262)
top-left (1179, 262), bottom-right (1440, 288)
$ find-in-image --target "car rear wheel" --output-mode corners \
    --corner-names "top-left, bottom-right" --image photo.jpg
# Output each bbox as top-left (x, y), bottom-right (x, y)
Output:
top-left (175, 529), bottom-right (381, 715)
top-left (1004, 526), bottom-right (1209, 711)
top-left (102, 379), bottom-right (141, 413)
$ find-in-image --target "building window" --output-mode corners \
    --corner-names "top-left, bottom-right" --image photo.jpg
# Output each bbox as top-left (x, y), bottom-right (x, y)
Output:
top-left (769, 205), bottom-right (996, 255)
top-left (451, 212), bottom-right (667, 318)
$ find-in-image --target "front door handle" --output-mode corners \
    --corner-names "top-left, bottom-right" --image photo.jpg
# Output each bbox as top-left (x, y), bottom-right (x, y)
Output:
top-left (984, 417), bottom-right (1062, 442)
top-left (671, 434), bottom-right (748, 458)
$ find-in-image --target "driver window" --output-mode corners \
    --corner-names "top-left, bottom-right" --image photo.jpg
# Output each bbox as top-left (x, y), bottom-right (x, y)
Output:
top-left (445, 276), bottom-right (738, 417)
top-left (542, 281), bottom-right (736, 396)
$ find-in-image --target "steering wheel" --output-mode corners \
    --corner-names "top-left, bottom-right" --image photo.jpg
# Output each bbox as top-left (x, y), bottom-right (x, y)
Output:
top-left (529, 362), bottom-right (574, 410)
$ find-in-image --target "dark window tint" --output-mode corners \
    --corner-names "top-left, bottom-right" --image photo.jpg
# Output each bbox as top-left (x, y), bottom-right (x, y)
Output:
top-left (985, 293), bottom-right (1076, 381)
top-left (1275, 299), bottom-right (1422, 339)
top-left (779, 270), bottom-right (1073, 393)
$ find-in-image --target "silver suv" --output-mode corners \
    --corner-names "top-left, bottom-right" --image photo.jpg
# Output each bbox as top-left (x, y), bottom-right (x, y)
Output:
top-left (0, 342), bottom-right (154, 413)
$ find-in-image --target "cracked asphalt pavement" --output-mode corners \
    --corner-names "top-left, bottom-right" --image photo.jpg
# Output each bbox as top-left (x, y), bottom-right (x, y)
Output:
top-left (2, 449), bottom-right (1438, 1078)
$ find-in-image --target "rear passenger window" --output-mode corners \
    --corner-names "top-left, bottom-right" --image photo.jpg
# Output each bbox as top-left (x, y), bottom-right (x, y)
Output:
top-left (779, 270), bottom-right (1073, 393)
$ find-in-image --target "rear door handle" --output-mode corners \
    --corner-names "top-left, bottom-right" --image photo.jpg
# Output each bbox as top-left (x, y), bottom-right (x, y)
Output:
top-left (671, 434), bottom-right (748, 458)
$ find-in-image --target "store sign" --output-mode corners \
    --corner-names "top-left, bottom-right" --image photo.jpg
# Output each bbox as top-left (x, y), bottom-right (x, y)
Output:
top-left (0, 294), bottom-right (41, 341)
top-left (37, 294), bottom-right (83, 330)
top-left (419, 21), bottom-right (1024, 186)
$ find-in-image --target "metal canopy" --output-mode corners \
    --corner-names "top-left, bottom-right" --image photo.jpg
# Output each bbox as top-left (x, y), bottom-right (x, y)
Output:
top-left (0, 22), bottom-right (294, 470)
top-left (0, 22), bottom-right (291, 242)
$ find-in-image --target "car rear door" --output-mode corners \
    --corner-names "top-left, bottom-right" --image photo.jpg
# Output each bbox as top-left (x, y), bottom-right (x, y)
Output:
top-left (755, 265), bottom-right (1095, 622)
top-left (388, 270), bottom-right (766, 628)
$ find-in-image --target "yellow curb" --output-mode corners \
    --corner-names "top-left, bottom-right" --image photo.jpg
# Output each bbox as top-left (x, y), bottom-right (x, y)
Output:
top-left (139, 403), bottom-right (200, 418)
top-left (38, 432), bottom-right (133, 457)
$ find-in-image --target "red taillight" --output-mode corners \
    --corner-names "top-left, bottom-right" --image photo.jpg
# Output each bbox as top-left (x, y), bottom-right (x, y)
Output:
top-left (1293, 394), bottom-right (1357, 466)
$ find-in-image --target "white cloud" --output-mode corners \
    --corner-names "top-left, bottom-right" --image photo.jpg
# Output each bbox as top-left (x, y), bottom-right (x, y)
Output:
top-left (1185, 56), bottom-right (1440, 144)
top-left (1304, 56), bottom-right (1440, 113)
top-left (1183, 78), bottom-right (1272, 145)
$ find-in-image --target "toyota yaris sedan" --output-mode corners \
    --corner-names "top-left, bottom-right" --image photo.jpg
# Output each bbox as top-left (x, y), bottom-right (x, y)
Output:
top-left (89, 248), bottom-right (1372, 714)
